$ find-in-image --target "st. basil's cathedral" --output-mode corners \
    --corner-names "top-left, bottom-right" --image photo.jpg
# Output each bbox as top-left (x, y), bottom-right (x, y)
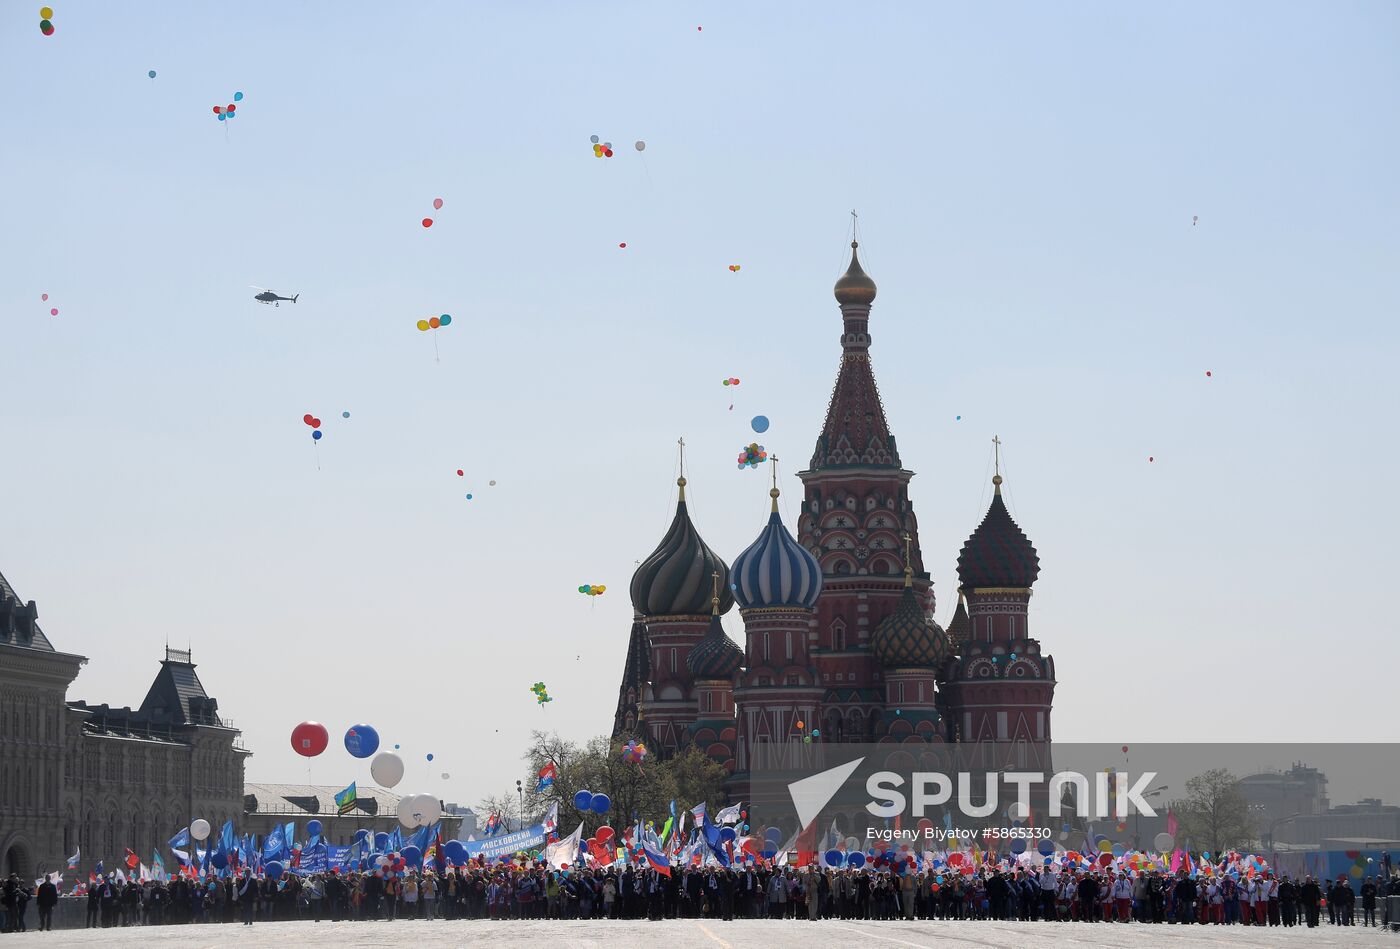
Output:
top-left (612, 241), bottom-right (1055, 800)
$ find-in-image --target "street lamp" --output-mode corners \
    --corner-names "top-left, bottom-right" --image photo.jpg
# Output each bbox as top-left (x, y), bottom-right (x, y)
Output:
top-left (1266, 813), bottom-right (1302, 853)
top-left (1134, 785), bottom-right (1170, 850)
top-left (515, 779), bottom-right (524, 833)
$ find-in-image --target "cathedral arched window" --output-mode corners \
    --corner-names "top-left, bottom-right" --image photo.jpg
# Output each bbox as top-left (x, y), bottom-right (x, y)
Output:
top-left (762, 632), bottom-right (770, 663)
top-left (785, 632), bottom-right (792, 660)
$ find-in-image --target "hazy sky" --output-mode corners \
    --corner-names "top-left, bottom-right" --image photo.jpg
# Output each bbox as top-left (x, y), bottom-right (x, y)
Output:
top-left (3, 1), bottom-right (1397, 810)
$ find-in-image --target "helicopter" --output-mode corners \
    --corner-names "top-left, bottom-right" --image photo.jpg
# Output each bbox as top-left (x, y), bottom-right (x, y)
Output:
top-left (250, 285), bottom-right (299, 307)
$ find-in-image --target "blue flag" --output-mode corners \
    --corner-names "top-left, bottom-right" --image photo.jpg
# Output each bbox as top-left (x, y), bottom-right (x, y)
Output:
top-left (220, 820), bottom-right (235, 857)
top-left (262, 825), bottom-right (285, 861)
top-left (388, 827), bottom-right (403, 853)
top-left (284, 821), bottom-right (296, 854)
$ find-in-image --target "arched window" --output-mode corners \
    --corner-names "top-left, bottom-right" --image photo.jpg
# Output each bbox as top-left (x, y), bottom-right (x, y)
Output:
top-left (785, 632), bottom-right (793, 661)
top-left (763, 632), bottom-right (770, 662)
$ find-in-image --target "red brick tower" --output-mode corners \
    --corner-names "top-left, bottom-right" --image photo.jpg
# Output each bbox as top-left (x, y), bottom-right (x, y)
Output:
top-left (940, 450), bottom-right (1055, 769)
top-left (796, 241), bottom-right (934, 744)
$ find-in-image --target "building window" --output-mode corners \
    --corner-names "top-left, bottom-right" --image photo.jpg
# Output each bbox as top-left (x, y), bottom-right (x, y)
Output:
top-left (835, 673), bottom-right (844, 682)
top-left (785, 632), bottom-right (792, 661)
top-left (671, 649), bottom-right (677, 674)
top-left (763, 632), bottom-right (770, 662)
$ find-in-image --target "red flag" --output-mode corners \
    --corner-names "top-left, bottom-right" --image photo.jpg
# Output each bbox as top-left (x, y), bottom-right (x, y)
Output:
top-left (125, 848), bottom-right (139, 870)
top-left (795, 820), bottom-right (818, 867)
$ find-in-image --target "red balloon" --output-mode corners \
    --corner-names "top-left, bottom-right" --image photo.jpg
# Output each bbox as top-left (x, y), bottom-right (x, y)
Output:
top-left (311, 418), bottom-right (321, 429)
top-left (1121, 745), bottom-right (1129, 753)
top-left (303, 414), bottom-right (314, 426)
top-left (290, 721), bottom-right (329, 757)
top-left (456, 469), bottom-right (464, 476)
top-left (595, 826), bottom-right (615, 844)
top-left (422, 218), bottom-right (433, 228)
top-left (227, 104), bottom-right (236, 113)
top-left (213, 106), bottom-right (223, 114)
top-left (618, 242), bottom-right (627, 248)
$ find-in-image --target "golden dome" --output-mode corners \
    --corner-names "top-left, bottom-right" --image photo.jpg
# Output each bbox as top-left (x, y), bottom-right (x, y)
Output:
top-left (834, 241), bottom-right (877, 305)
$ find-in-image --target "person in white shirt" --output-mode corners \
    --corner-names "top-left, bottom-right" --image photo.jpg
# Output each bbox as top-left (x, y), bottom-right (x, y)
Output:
top-left (1111, 874), bottom-right (1134, 922)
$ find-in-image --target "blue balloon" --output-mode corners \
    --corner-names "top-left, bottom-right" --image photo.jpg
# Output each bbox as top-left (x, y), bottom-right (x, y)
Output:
top-left (306, 819), bottom-right (322, 838)
top-left (265, 860), bottom-right (284, 880)
top-left (590, 793), bottom-right (611, 814)
top-left (751, 415), bottom-right (770, 434)
top-left (764, 827), bottom-right (783, 844)
top-left (824, 849), bottom-right (843, 867)
top-left (573, 790), bottom-right (594, 811)
top-left (1011, 838), bottom-right (1026, 854)
top-left (147, 70), bottom-right (156, 79)
top-left (426, 753), bottom-right (434, 762)
top-left (401, 845), bottom-right (422, 867)
top-left (312, 430), bottom-right (323, 440)
top-left (443, 840), bottom-right (467, 865)
top-left (373, 832), bottom-right (390, 852)
top-left (1037, 838), bottom-right (1056, 857)
top-left (233, 91), bottom-right (244, 102)
top-left (760, 850), bottom-right (776, 860)
top-left (210, 852), bottom-right (228, 869)
top-left (354, 829), bottom-right (370, 844)
top-left (217, 113), bottom-right (226, 121)
top-left (848, 852), bottom-right (866, 869)
top-left (344, 724), bottom-right (380, 759)
top-left (718, 826), bottom-right (737, 844)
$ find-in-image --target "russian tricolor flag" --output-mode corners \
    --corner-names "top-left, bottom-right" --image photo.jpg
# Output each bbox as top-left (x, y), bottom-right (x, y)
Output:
top-left (641, 839), bottom-right (671, 876)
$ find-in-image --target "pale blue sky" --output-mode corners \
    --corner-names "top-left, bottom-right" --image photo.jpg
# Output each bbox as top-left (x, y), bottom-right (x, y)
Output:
top-left (3, 1), bottom-right (1397, 807)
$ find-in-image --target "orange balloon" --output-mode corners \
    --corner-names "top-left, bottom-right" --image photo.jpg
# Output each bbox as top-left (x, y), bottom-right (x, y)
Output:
top-left (429, 317), bottom-right (441, 329)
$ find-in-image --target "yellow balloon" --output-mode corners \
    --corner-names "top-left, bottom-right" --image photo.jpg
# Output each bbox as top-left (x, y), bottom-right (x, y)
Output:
top-left (597, 584), bottom-right (606, 593)
top-left (41, 7), bottom-right (53, 19)
top-left (416, 319), bottom-right (430, 331)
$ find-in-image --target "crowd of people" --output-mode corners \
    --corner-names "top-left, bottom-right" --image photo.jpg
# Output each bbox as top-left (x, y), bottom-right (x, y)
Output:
top-left (3, 864), bottom-right (1397, 931)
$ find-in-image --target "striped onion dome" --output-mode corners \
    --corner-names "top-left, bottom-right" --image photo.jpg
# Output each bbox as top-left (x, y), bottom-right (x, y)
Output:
top-left (957, 475), bottom-right (1040, 590)
top-left (731, 489), bottom-right (823, 610)
top-left (687, 613), bottom-right (744, 679)
top-left (630, 477), bottom-right (734, 617)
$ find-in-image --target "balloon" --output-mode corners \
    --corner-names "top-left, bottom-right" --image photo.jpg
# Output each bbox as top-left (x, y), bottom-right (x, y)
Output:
top-left (342, 411), bottom-right (350, 418)
top-left (489, 480), bottom-right (496, 486)
top-left (444, 840), bottom-right (467, 864)
top-left (590, 793), bottom-right (611, 814)
top-left (374, 833), bottom-right (390, 852)
top-left (312, 430), bottom-right (322, 441)
top-left (1205, 370), bottom-right (1212, 378)
top-left (397, 794), bottom-right (421, 828)
top-left (353, 829), bottom-right (370, 844)
top-left (573, 790), bottom-right (594, 811)
top-left (41, 294), bottom-right (48, 301)
top-left (371, 750), bottom-right (405, 788)
top-left (344, 724), bottom-right (380, 758)
top-left (190, 819), bottom-right (210, 841)
top-left (417, 319), bottom-right (430, 331)
top-left (265, 860), bottom-right (284, 880)
top-left (590, 135), bottom-right (600, 144)
top-left (465, 494), bottom-right (473, 500)
top-left (729, 264), bottom-right (741, 272)
top-left (1153, 832), bottom-right (1174, 852)
top-left (811, 729), bottom-right (820, 738)
top-left (618, 242), bottom-right (626, 248)
top-left (233, 91), bottom-right (244, 102)
top-left (39, 20), bottom-right (54, 36)
top-left (1038, 838), bottom-right (1056, 856)
top-left (148, 70), bottom-right (157, 78)
top-left (718, 826), bottom-right (736, 844)
top-left (824, 849), bottom-right (843, 867)
top-left (433, 198), bottom-right (443, 210)
top-left (290, 721), bottom-right (329, 757)
top-left (439, 314), bottom-right (452, 326)
top-left (422, 218), bottom-right (433, 228)
top-left (429, 317), bottom-right (441, 329)
top-left (401, 845), bottom-right (422, 866)
top-left (635, 141), bottom-right (645, 151)
top-left (49, 309), bottom-right (58, 317)
top-left (1121, 745), bottom-right (1129, 753)
top-left (41, 7), bottom-right (54, 18)
top-left (425, 752), bottom-right (435, 762)
top-left (848, 852), bottom-right (866, 869)
top-left (306, 819), bottom-right (323, 837)
top-left (1149, 456), bottom-right (1154, 462)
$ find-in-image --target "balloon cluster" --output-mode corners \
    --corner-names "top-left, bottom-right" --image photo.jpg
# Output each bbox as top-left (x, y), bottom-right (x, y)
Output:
top-left (415, 314), bottom-right (452, 332)
top-left (303, 413), bottom-right (323, 441)
top-left (422, 197), bottom-right (443, 228)
top-left (573, 789), bottom-right (611, 814)
top-left (577, 583), bottom-right (606, 596)
top-left (721, 377), bottom-right (741, 387)
top-left (728, 265), bottom-right (741, 272)
top-left (212, 91), bottom-right (243, 122)
top-left (621, 739), bottom-right (648, 766)
top-left (737, 442), bottom-right (768, 469)
top-left (589, 135), bottom-right (614, 158)
top-left (39, 6), bottom-right (54, 36)
top-left (530, 682), bottom-right (553, 706)
top-left (41, 293), bottom-right (57, 317)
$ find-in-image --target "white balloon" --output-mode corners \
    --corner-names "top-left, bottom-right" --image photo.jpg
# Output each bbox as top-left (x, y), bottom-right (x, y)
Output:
top-left (413, 793), bottom-right (442, 827)
top-left (190, 819), bottom-right (211, 841)
top-left (396, 794), bottom-right (420, 828)
top-left (371, 751), bottom-right (404, 789)
top-left (375, 854), bottom-right (390, 867)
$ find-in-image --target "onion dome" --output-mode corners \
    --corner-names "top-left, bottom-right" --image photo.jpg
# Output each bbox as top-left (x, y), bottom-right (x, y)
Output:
top-left (957, 474), bottom-right (1040, 589)
top-left (631, 476), bottom-right (734, 616)
top-left (872, 539), bottom-right (953, 668)
top-left (834, 241), bottom-right (877, 305)
top-left (731, 487), bottom-right (823, 610)
top-left (688, 585), bottom-right (744, 679)
top-left (946, 590), bottom-right (970, 645)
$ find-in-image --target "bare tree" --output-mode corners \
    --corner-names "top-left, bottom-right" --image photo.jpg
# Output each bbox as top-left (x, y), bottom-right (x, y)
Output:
top-left (1174, 768), bottom-right (1253, 855)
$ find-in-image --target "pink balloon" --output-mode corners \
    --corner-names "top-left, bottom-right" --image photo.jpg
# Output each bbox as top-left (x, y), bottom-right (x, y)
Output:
top-left (433, 198), bottom-right (444, 210)
top-left (41, 293), bottom-right (49, 301)
top-left (50, 308), bottom-right (58, 316)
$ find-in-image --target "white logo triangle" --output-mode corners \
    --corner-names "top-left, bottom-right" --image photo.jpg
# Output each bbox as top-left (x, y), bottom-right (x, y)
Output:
top-left (787, 756), bottom-right (865, 829)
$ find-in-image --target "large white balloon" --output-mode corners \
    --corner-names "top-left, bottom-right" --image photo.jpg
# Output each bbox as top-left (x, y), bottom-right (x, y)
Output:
top-left (190, 818), bottom-right (211, 841)
top-left (413, 793), bottom-right (442, 827)
top-left (396, 794), bottom-right (419, 828)
top-left (371, 751), bottom-right (404, 789)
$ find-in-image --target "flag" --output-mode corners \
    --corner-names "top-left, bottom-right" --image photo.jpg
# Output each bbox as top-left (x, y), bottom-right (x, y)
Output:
top-left (336, 781), bottom-right (357, 815)
top-left (262, 825), bottom-right (285, 861)
top-left (691, 802), bottom-right (707, 824)
top-left (91, 860), bottom-right (103, 881)
top-left (542, 802), bottom-right (558, 836)
top-left (641, 837), bottom-right (671, 876)
top-left (1166, 810), bottom-right (1179, 839)
top-left (125, 848), bottom-right (139, 870)
top-left (115, 868), bottom-right (127, 885)
top-left (284, 821), bottom-right (296, 854)
top-left (220, 820), bottom-right (235, 857)
top-left (543, 823), bottom-right (584, 869)
top-left (152, 851), bottom-right (166, 882)
top-left (484, 813), bottom-right (504, 837)
top-left (536, 761), bottom-right (557, 791)
top-left (715, 802), bottom-right (743, 825)
top-left (67, 846), bottom-right (80, 869)
top-left (138, 863), bottom-right (150, 883)
top-left (168, 827), bottom-right (190, 864)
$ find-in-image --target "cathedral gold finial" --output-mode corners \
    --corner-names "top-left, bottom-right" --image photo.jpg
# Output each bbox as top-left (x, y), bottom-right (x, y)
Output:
top-left (902, 531), bottom-right (914, 588)
top-left (770, 456), bottom-right (780, 512)
top-left (992, 435), bottom-right (1003, 495)
top-left (711, 570), bottom-right (721, 615)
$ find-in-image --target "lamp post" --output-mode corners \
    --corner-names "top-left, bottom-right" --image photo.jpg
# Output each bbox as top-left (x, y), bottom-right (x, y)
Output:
top-left (1134, 785), bottom-right (1170, 850)
top-left (1266, 812), bottom-right (1302, 853)
top-left (515, 779), bottom-right (524, 833)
